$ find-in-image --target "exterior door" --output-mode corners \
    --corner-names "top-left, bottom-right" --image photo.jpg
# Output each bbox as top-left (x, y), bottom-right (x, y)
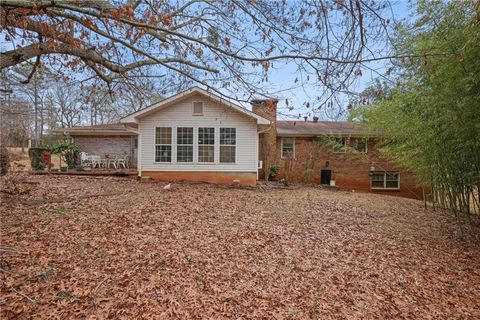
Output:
top-left (320, 169), bottom-right (331, 185)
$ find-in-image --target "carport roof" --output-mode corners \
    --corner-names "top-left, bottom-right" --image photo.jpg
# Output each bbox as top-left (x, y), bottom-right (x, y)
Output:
top-left (53, 123), bottom-right (138, 136)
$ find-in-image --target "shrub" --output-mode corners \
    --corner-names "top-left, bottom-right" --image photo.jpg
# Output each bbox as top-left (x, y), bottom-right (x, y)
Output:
top-left (51, 141), bottom-right (80, 169)
top-left (301, 168), bottom-right (315, 183)
top-left (28, 147), bottom-right (49, 170)
top-left (268, 164), bottom-right (280, 181)
top-left (0, 146), bottom-right (10, 175)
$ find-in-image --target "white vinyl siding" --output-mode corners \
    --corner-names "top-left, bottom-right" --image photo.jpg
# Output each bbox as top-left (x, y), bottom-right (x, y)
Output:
top-left (138, 94), bottom-right (258, 172)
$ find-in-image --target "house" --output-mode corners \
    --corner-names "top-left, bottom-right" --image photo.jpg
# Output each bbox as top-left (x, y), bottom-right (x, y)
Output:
top-left (59, 87), bottom-right (423, 199)
top-left (120, 87), bottom-right (270, 185)
top-left (251, 98), bottom-right (422, 199)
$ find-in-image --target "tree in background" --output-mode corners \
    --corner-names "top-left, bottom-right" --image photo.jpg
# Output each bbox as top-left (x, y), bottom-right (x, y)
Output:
top-left (0, 96), bottom-right (30, 148)
top-left (352, 0), bottom-right (480, 235)
top-left (1, 67), bottom-right (48, 144)
top-left (0, 64), bottom-right (163, 146)
top-left (46, 83), bottom-right (85, 128)
top-left (348, 78), bottom-right (392, 121)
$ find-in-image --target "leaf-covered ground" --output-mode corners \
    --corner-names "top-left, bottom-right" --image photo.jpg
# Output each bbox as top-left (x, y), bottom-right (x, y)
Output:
top-left (1, 174), bottom-right (479, 319)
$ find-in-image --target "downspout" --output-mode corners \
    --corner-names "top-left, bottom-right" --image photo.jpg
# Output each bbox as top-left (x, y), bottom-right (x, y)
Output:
top-left (137, 132), bottom-right (142, 177)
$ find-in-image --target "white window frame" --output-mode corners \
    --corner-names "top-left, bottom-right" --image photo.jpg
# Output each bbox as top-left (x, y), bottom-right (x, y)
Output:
top-left (192, 101), bottom-right (204, 116)
top-left (332, 137), bottom-right (347, 153)
top-left (176, 127), bottom-right (194, 163)
top-left (219, 128), bottom-right (236, 164)
top-left (371, 171), bottom-right (400, 190)
top-left (353, 138), bottom-right (368, 153)
top-left (281, 137), bottom-right (295, 159)
top-left (154, 127), bottom-right (172, 163)
top-left (198, 127), bottom-right (215, 163)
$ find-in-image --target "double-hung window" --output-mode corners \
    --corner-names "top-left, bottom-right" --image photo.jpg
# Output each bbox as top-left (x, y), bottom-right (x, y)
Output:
top-left (281, 137), bottom-right (295, 158)
top-left (353, 138), bottom-right (367, 153)
top-left (333, 137), bottom-right (347, 153)
top-left (371, 172), bottom-right (400, 189)
top-left (177, 127), bottom-right (193, 162)
top-left (155, 127), bottom-right (172, 162)
top-left (198, 127), bottom-right (215, 162)
top-left (220, 128), bottom-right (236, 163)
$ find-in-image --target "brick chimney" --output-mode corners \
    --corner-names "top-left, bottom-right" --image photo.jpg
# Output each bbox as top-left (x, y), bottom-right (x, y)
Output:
top-left (251, 99), bottom-right (278, 179)
top-left (251, 99), bottom-right (278, 123)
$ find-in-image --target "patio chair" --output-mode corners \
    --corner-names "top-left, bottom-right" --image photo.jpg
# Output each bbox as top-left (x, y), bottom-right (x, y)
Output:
top-left (116, 155), bottom-right (129, 169)
top-left (90, 155), bottom-right (101, 168)
top-left (108, 155), bottom-right (120, 169)
top-left (80, 152), bottom-right (91, 167)
top-left (99, 157), bottom-right (110, 168)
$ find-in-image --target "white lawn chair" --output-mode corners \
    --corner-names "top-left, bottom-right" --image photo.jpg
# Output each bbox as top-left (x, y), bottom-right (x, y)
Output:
top-left (80, 152), bottom-right (91, 167)
top-left (108, 155), bottom-right (120, 169)
top-left (99, 157), bottom-right (109, 168)
top-left (116, 155), bottom-right (129, 169)
top-left (90, 155), bottom-right (101, 168)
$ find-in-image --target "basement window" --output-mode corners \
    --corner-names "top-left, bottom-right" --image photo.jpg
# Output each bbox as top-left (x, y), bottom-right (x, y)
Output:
top-left (371, 172), bottom-right (400, 189)
top-left (193, 101), bottom-right (204, 115)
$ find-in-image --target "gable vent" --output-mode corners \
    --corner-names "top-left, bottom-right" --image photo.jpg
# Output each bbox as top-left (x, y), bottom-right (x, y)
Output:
top-left (193, 101), bottom-right (203, 115)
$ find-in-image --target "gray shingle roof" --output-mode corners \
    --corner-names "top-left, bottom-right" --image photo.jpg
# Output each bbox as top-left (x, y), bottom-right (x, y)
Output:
top-left (276, 121), bottom-right (367, 137)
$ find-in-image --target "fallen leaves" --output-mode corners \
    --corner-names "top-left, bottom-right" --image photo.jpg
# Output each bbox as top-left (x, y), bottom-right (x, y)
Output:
top-left (1, 173), bottom-right (479, 318)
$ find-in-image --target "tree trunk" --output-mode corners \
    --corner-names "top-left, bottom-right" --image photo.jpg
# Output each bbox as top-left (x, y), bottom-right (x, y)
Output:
top-left (33, 81), bottom-right (39, 147)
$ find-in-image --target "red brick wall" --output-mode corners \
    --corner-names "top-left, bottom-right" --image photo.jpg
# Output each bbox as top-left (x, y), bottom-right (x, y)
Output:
top-left (273, 137), bottom-right (424, 199)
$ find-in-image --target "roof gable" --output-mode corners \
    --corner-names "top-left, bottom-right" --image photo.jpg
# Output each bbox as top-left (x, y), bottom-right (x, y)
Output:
top-left (121, 87), bottom-right (270, 125)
